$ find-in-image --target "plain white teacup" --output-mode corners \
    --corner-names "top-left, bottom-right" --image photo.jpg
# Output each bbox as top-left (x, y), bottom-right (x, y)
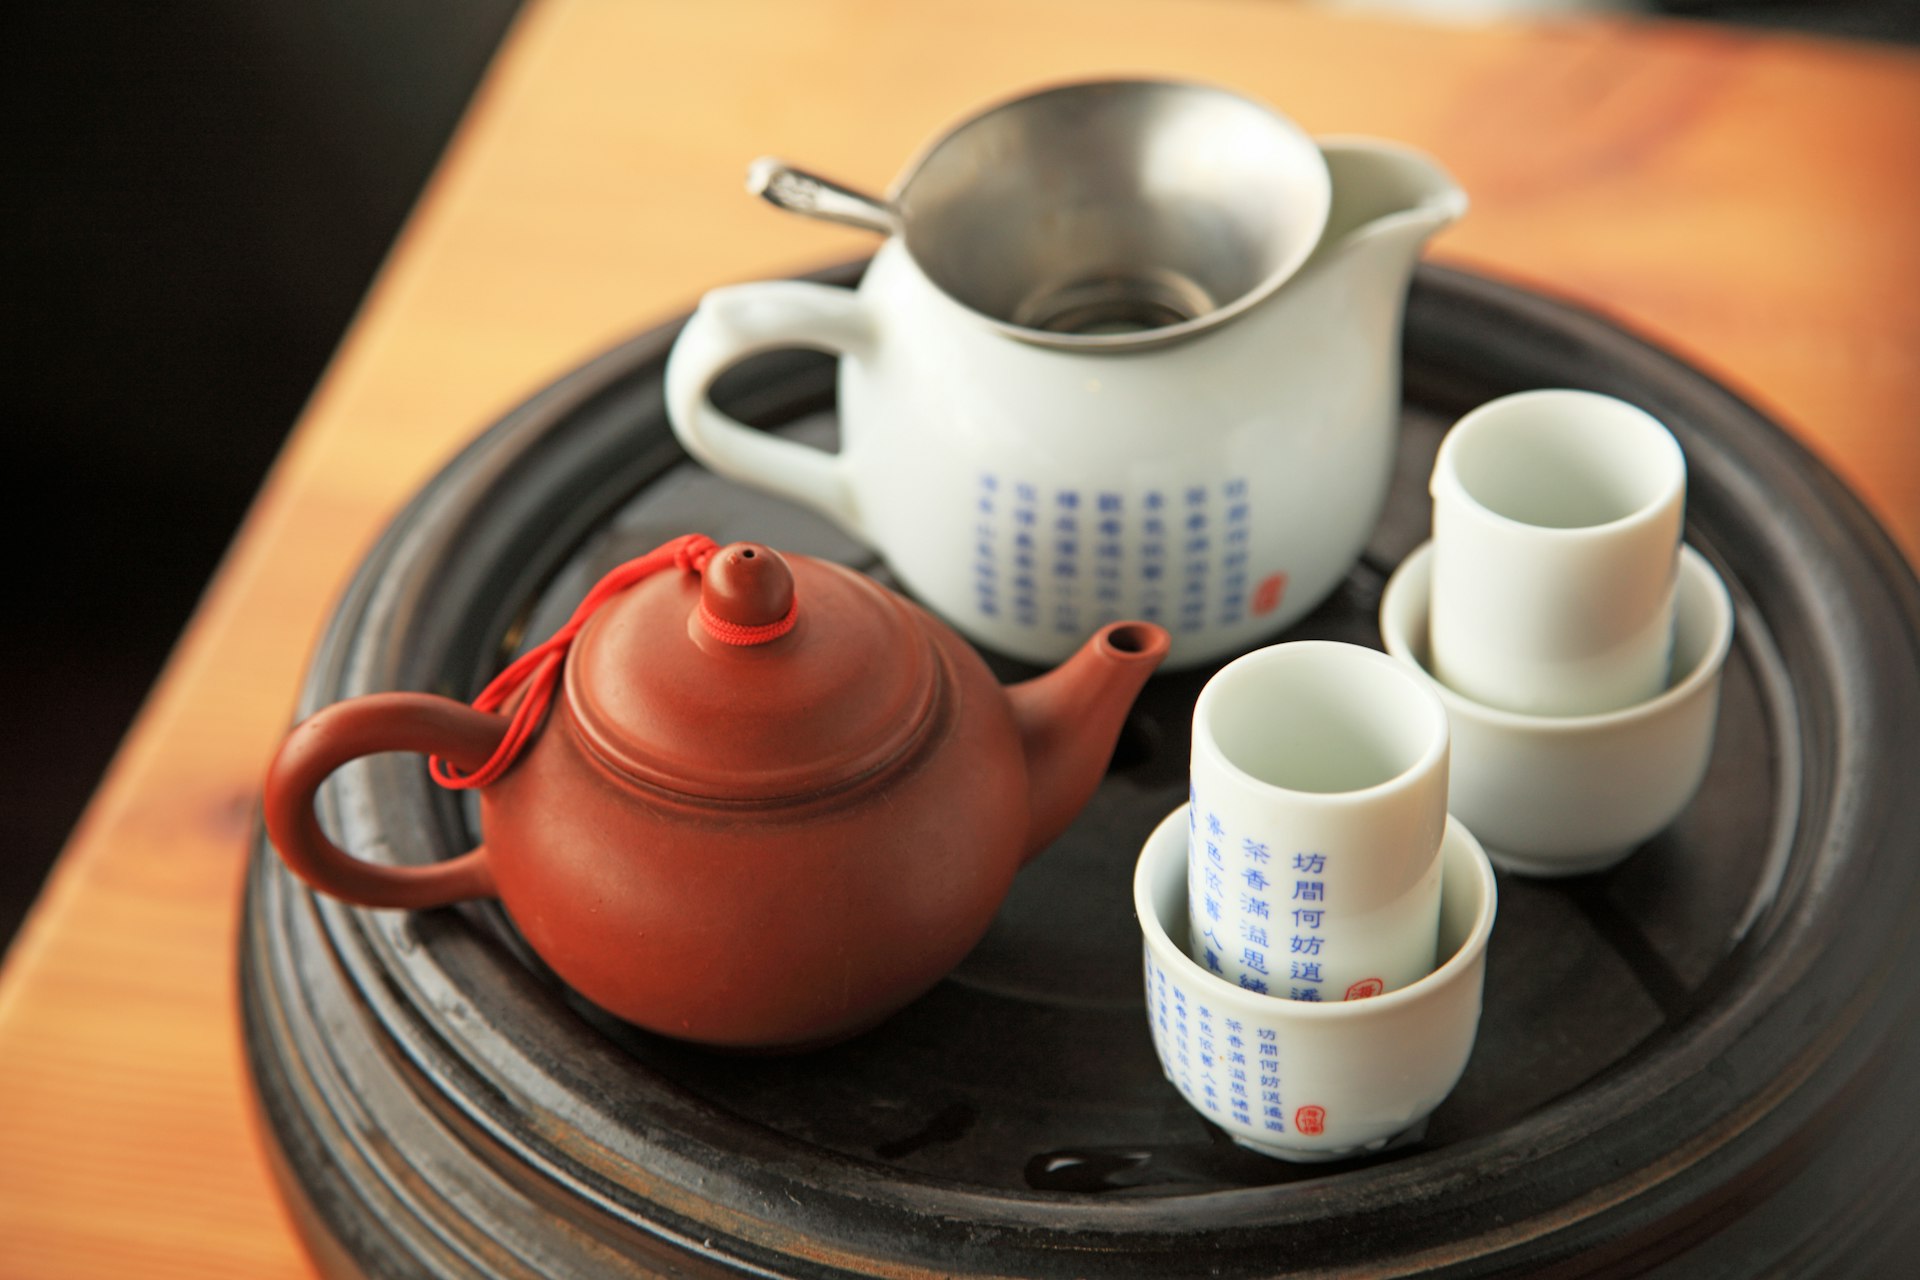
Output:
top-left (1140, 805), bottom-right (1497, 1161)
top-left (1188, 641), bottom-right (1448, 1001)
top-left (1429, 390), bottom-right (1686, 716)
top-left (1381, 541), bottom-right (1734, 876)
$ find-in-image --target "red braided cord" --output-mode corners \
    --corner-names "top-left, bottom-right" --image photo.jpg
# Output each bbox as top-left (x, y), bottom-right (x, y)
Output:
top-left (697, 596), bottom-right (799, 646)
top-left (430, 533), bottom-right (720, 790)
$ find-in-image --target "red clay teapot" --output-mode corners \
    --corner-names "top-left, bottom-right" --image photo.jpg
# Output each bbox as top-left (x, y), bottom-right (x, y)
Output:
top-left (264, 534), bottom-right (1168, 1049)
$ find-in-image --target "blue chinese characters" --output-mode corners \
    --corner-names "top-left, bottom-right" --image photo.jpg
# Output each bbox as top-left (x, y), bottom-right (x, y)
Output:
top-left (972, 474), bottom-right (1254, 637)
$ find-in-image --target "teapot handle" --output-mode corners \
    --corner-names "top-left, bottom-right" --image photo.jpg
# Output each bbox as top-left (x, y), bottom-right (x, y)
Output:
top-left (664, 281), bottom-right (874, 536)
top-left (263, 693), bottom-right (508, 909)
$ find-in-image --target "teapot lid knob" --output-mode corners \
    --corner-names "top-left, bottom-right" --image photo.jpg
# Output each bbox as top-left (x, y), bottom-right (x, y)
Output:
top-left (697, 543), bottom-right (799, 645)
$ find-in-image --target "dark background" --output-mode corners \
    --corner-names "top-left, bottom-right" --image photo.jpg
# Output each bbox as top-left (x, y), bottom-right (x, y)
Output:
top-left (2, 0), bottom-right (521, 947)
top-left (3, 0), bottom-right (1914, 952)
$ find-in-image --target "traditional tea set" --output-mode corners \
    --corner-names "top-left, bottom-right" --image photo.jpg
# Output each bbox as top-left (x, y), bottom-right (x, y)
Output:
top-left (262, 79), bottom-right (1733, 1163)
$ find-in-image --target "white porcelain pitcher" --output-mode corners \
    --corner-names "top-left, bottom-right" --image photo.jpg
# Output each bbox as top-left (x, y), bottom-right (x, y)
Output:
top-left (666, 87), bottom-right (1463, 668)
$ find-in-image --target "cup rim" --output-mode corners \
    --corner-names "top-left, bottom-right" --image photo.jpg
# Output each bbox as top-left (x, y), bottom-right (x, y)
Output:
top-left (1191, 639), bottom-right (1451, 806)
top-left (1135, 806), bottom-right (1497, 1020)
top-left (1380, 541), bottom-right (1735, 733)
top-left (885, 75), bottom-right (1333, 353)
top-left (1429, 389), bottom-right (1687, 541)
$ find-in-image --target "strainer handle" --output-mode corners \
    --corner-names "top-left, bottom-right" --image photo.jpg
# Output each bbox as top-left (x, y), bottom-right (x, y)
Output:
top-left (665, 281), bottom-right (875, 537)
top-left (746, 158), bottom-right (898, 236)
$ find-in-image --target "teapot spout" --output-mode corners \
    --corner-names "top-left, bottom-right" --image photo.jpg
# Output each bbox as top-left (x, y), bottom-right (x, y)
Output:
top-left (1304, 138), bottom-right (1467, 277)
top-left (1008, 621), bottom-right (1171, 859)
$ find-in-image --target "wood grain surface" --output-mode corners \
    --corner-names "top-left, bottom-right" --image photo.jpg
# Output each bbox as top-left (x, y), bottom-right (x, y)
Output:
top-left (1, 1), bottom-right (1915, 1275)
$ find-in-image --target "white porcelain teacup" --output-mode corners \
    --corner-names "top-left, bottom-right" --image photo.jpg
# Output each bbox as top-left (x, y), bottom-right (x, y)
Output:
top-left (1189, 641), bottom-right (1449, 999)
top-left (1429, 390), bottom-right (1687, 716)
top-left (1139, 805), bottom-right (1496, 1161)
top-left (665, 80), bottom-right (1464, 668)
top-left (1381, 541), bottom-right (1734, 876)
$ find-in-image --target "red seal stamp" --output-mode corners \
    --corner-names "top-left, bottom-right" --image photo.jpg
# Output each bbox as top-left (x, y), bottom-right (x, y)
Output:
top-left (1294, 1105), bottom-right (1327, 1136)
top-left (1252, 572), bottom-right (1288, 617)
top-left (1345, 977), bottom-right (1385, 1001)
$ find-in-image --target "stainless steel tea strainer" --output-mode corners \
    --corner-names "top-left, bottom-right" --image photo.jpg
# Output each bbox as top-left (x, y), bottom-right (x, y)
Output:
top-left (750, 78), bottom-right (1333, 350)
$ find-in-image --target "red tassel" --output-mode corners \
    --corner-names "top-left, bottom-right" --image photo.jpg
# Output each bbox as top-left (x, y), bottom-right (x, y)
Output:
top-left (429, 533), bottom-right (723, 789)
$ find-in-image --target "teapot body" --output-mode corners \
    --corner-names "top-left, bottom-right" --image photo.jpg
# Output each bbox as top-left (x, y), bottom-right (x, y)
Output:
top-left (479, 615), bottom-right (1030, 1049)
top-left (264, 539), bottom-right (1169, 1051)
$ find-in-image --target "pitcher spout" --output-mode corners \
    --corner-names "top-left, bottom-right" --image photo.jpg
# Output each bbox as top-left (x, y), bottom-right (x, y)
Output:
top-left (1303, 138), bottom-right (1467, 279)
top-left (1007, 622), bottom-right (1171, 860)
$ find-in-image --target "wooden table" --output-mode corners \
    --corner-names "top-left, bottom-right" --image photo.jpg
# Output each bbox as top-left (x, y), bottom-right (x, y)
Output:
top-left (2, 2), bottom-right (1915, 1275)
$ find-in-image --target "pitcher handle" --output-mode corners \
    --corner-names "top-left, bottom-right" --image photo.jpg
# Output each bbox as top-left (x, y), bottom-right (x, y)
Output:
top-left (263, 693), bottom-right (508, 909)
top-left (664, 281), bottom-right (875, 536)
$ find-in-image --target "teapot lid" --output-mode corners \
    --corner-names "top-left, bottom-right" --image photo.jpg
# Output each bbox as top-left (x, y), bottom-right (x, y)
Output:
top-left (563, 542), bottom-right (943, 802)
